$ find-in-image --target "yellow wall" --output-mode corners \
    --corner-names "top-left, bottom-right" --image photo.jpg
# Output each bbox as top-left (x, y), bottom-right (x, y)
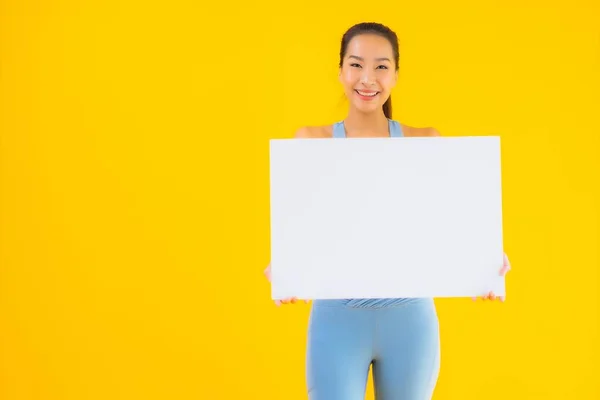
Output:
top-left (1, 1), bottom-right (598, 399)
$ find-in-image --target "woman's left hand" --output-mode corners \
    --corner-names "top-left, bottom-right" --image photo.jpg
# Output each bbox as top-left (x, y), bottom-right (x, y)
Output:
top-left (473, 252), bottom-right (511, 302)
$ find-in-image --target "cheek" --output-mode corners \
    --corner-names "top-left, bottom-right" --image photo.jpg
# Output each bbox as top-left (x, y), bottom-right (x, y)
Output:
top-left (378, 73), bottom-right (396, 90)
top-left (341, 69), bottom-right (359, 87)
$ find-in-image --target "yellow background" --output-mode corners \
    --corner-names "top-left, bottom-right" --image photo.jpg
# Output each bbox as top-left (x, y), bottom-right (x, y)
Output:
top-left (1, 1), bottom-right (599, 399)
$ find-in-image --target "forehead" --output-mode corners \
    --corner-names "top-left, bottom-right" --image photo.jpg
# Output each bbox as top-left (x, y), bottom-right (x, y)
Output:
top-left (345, 34), bottom-right (393, 59)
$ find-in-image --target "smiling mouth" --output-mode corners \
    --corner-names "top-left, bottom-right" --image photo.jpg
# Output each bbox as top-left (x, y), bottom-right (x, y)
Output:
top-left (355, 90), bottom-right (379, 97)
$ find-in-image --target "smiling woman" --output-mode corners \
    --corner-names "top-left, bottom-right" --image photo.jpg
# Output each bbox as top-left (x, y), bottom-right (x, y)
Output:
top-left (264, 21), bottom-right (511, 400)
top-left (286, 23), bottom-right (442, 140)
top-left (338, 23), bottom-right (399, 121)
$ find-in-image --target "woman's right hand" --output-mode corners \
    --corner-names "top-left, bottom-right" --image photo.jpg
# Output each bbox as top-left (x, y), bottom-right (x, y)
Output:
top-left (264, 263), bottom-right (309, 306)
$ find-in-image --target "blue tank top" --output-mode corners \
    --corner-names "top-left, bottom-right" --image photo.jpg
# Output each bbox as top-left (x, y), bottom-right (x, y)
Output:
top-left (332, 119), bottom-right (404, 138)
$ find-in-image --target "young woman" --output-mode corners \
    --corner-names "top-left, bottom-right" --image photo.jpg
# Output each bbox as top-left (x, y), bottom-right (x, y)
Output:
top-left (264, 22), bottom-right (511, 400)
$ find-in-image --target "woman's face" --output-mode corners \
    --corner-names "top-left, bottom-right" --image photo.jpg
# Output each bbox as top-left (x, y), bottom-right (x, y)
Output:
top-left (339, 33), bottom-right (398, 115)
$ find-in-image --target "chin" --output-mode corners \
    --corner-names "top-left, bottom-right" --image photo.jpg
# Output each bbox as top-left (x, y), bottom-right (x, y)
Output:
top-left (352, 102), bottom-right (382, 114)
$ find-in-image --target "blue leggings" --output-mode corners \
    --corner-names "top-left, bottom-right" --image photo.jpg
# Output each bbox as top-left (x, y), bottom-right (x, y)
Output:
top-left (306, 298), bottom-right (440, 400)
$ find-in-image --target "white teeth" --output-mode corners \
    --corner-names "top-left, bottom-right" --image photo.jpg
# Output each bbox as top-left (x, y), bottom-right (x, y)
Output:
top-left (357, 90), bottom-right (377, 97)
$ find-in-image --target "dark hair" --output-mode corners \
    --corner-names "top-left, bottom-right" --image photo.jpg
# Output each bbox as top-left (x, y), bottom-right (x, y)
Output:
top-left (339, 22), bottom-right (400, 119)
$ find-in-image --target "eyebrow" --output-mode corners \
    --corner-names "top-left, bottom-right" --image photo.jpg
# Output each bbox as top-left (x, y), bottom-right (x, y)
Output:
top-left (348, 55), bottom-right (391, 62)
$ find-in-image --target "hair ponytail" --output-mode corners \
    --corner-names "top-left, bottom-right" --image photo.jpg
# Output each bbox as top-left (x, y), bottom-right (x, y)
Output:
top-left (383, 97), bottom-right (392, 119)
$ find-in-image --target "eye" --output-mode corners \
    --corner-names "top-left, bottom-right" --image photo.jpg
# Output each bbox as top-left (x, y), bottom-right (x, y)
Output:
top-left (350, 63), bottom-right (362, 68)
top-left (377, 65), bottom-right (388, 69)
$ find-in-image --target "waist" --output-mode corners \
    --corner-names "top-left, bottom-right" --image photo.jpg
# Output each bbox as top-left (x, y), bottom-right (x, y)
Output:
top-left (312, 297), bottom-right (434, 309)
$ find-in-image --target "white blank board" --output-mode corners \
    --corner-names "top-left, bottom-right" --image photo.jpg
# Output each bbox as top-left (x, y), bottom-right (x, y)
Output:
top-left (269, 136), bottom-right (505, 300)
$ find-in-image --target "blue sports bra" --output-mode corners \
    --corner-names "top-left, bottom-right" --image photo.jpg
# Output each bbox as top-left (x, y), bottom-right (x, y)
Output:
top-left (332, 119), bottom-right (404, 138)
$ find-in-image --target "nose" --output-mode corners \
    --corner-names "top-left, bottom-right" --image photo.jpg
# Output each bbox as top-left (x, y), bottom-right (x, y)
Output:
top-left (360, 70), bottom-right (376, 85)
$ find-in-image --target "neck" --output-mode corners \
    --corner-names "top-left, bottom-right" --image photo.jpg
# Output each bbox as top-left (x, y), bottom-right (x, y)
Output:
top-left (343, 108), bottom-right (389, 138)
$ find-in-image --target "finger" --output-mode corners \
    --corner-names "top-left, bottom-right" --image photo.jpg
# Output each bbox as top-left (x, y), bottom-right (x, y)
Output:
top-left (291, 297), bottom-right (297, 304)
top-left (499, 295), bottom-right (505, 302)
top-left (472, 296), bottom-right (477, 301)
top-left (274, 300), bottom-right (281, 306)
top-left (489, 291), bottom-right (496, 301)
top-left (304, 299), bottom-right (310, 303)
top-left (500, 253), bottom-right (511, 275)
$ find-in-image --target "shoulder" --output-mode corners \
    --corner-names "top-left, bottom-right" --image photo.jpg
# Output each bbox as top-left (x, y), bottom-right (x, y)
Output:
top-left (399, 123), bottom-right (441, 137)
top-left (292, 121), bottom-right (442, 138)
top-left (293, 125), bottom-right (333, 139)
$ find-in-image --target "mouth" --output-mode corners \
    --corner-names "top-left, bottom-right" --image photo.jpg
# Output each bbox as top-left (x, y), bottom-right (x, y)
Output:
top-left (355, 90), bottom-right (379, 99)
